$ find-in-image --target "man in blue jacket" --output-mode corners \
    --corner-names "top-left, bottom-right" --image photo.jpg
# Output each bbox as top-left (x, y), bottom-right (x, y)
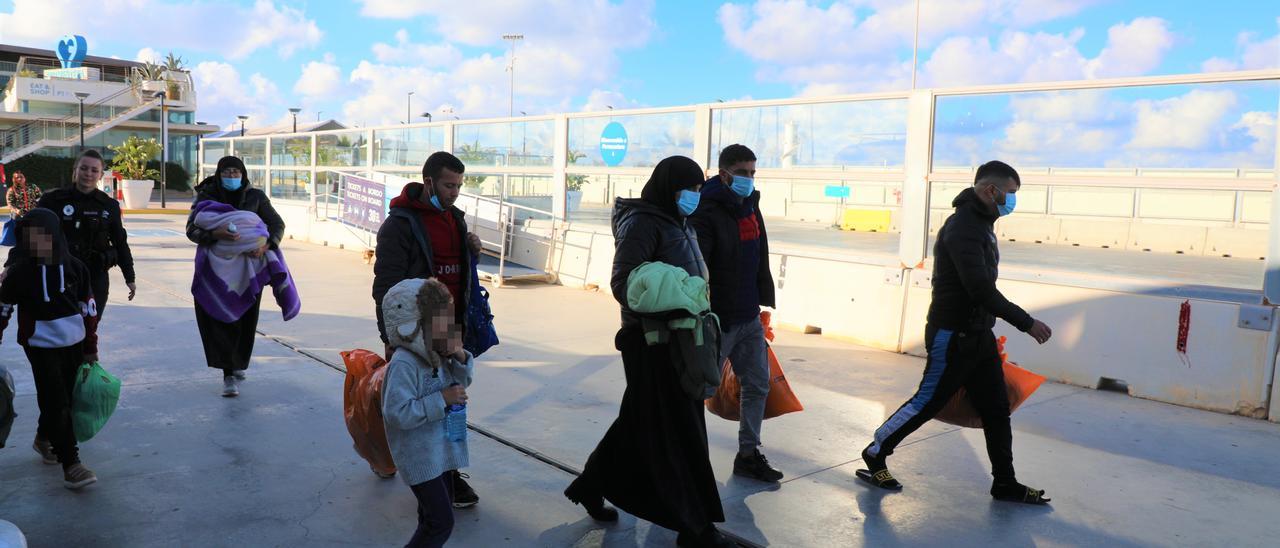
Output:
top-left (689, 144), bottom-right (782, 483)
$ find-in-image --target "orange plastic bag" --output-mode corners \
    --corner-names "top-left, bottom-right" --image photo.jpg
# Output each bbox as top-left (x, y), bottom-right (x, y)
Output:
top-left (706, 311), bottom-right (804, 421)
top-left (341, 349), bottom-right (396, 475)
top-left (934, 336), bottom-right (1047, 428)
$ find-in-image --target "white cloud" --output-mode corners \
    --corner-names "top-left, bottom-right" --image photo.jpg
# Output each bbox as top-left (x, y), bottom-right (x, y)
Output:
top-left (1128, 90), bottom-right (1238, 150)
top-left (1201, 18), bottom-right (1280, 72)
top-left (134, 48), bottom-right (163, 64)
top-left (0, 0), bottom-right (321, 60)
top-left (192, 61), bottom-right (285, 129)
top-left (1085, 17), bottom-right (1175, 78)
top-left (340, 1), bottom-right (657, 124)
top-left (294, 55), bottom-right (342, 99)
top-left (581, 89), bottom-right (642, 112)
top-left (371, 29), bottom-right (463, 67)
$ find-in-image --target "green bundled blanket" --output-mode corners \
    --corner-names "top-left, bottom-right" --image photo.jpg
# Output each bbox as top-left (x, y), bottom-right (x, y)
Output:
top-left (626, 262), bottom-right (721, 399)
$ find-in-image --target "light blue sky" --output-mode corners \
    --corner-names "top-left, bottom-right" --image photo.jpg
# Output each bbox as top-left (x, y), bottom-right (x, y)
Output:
top-left (0, 0), bottom-right (1276, 169)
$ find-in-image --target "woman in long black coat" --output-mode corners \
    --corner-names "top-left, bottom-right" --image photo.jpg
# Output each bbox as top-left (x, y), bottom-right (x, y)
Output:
top-left (186, 156), bottom-right (284, 397)
top-left (564, 156), bottom-right (732, 547)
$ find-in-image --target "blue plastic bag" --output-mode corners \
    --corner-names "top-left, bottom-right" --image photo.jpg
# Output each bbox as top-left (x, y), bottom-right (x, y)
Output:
top-left (0, 218), bottom-right (16, 247)
top-left (463, 254), bottom-right (498, 357)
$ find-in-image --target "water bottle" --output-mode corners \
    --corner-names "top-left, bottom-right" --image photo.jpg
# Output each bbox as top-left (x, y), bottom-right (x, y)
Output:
top-left (445, 388), bottom-right (467, 443)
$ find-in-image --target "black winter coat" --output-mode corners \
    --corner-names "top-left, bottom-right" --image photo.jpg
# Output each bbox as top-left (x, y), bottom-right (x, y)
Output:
top-left (686, 179), bottom-right (775, 323)
top-left (371, 183), bottom-right (471, 343)
top-left (35, 187), bottom-right (135, 283)
top-left (928, 187), bottom-right (1034, 333)
top-left (186, 176), bottom-right (286, 250)
top-left (610, 198), bottom-right (708, 330)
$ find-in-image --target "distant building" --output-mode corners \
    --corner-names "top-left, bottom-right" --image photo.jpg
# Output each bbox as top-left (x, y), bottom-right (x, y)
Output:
top-left (0, 41), bottom-right (219, 185)
top-left (206, 119), bottom-right (347, 139)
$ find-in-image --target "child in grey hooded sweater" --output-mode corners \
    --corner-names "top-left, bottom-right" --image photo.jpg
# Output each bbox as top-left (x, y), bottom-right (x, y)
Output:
top-left (381, 277), bottom-right (474, 547)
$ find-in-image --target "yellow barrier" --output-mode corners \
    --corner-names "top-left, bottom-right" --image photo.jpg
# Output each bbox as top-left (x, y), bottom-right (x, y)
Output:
top-left (839, 209), bottom-right (893, 232)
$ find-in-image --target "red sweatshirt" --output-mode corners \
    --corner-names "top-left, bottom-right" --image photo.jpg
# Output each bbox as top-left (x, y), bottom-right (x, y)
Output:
top-left (387, 190), bottom-right (464, 304)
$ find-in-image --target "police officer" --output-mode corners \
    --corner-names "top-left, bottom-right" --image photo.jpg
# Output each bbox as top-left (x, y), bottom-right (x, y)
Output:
top-left (34, 149), bottom-right (136, 360)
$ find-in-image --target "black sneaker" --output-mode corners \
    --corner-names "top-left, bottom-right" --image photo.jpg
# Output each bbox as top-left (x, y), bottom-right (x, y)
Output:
top-left (450, 471), bottom-right (479, 508)
top-left (733, 449), bottom-right (783, 482)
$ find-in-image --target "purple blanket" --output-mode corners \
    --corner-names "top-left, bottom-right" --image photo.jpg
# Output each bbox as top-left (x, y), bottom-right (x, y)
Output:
top-left (191, 200), bottom-right (300, 323)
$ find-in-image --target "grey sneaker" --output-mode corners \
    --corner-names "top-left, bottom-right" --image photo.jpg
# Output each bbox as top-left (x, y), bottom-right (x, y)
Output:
top-left (33, 438), bottom-right (57, 465)
top-left (222, 376), bottom-right (239, 397)
top-left (232, 369), bottom-right (246, 380)
top-left (63, 463), bottom-right (97, 490)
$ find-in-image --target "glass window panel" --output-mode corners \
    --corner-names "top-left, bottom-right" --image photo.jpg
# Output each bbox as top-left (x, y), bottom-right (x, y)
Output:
top-left (453, 121), bottom-right (555, 168)
top-left (568, 112), bottom-right (696, 168)
top-left (933, 81), bottom-right (1279, 171)
top-left (374, 126), bottom-right (446, 167)
top-left (271, 136), bottom-right (312, 167)
top-left (316, 132), bottom-right (367, 167)
top-left (235, 139), bottom-right (267, 165)
top-left (711, 100), bottom-right (908, 169)
top-left (268, 169), bottom-right (311, 200)
top-left (202, 139), bottom-right (229, 164)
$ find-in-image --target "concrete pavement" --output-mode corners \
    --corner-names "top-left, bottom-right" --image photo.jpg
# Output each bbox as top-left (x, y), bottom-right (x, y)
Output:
top-left (2, 214), bottom-right (1279, 547)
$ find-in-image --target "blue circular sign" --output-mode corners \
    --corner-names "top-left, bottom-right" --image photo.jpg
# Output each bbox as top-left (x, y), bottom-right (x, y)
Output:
top-left (599, 122), bottom-right (628, 167)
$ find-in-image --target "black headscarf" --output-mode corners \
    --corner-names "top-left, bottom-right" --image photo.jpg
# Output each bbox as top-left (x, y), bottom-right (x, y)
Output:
top-left (640, 156), bottom-right (704, 219)
top-left (13, 208), bottom-right (72, 266)
top-left (198, 155), bottom-right (251, 207)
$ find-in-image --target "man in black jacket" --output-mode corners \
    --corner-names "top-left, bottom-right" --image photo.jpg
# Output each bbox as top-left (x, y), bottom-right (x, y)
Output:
top-left (371, 151), bottom-right (481, 507)
top-left (857, 160), bottom-right (1054, 505)
top-left (689, 144), bottom-right (782, 483)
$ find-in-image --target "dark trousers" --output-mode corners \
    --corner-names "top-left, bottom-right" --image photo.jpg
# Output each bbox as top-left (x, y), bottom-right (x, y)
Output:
top-left (89, 269), bottom-right (109, 319)
top-left (195, 293), bottom-right (262, 376)
top-left (407, 473), bottom-right (455, 548)
top-left (26, 344), bottom-right (83, 467)
top-left (868, 325), bottom-right (1015, 480)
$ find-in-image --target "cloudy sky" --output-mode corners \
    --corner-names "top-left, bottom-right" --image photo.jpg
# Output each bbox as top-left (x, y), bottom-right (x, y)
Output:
top-left (0, 0), bottom-right (1276, 167)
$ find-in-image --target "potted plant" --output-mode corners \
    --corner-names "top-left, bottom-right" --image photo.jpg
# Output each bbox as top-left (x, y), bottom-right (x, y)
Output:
top-left (133, 62), bottom-right (167, 95)
top-left (108, 136), bottom-right (161, 209)
top-left (163, 52), bottom-right (185, 101)
top-left (566, 150), bottom-right (587, 212)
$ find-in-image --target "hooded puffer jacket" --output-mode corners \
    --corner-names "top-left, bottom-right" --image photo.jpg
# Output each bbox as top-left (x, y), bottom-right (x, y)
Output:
top-left (187, 156), bottom-right (285, 249)
top-left (611, 198), bottom-right (708, 330)
top-left (0, 208), bottom-right (98, 350)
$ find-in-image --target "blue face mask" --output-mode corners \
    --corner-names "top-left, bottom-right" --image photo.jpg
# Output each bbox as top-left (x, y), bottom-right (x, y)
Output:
top-left (729, 175), bottom-right (754, 197)
top-left (997, 190), bottom-right (1016, 217)
top-left (677, 189), bottom-right (701, 217)
top-left (220, 177), bottom-right (242, 191)
top-left (429, 194), bottom-right (444, 211)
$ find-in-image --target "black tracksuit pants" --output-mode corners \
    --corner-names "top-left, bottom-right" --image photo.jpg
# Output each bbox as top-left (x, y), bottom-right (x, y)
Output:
top-left (26, 344), bottom-right (83, 467)
top-left (868, 325), bottom-right (1015, 481)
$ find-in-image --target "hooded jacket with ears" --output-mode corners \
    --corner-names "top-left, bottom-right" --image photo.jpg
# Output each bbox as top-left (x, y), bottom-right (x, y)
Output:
top-left (186, 156), bottom-right (285, 250)
top-left (380, 277), bottom-right (474, 486)
top-left (372, 182), bottom-right (472, 344)
top-left (928, 187), bottom-right (1034, 333)
top-left (610, 156), bottom-right (708, 330)
top-left (0, 208), bottom-right (99, 352)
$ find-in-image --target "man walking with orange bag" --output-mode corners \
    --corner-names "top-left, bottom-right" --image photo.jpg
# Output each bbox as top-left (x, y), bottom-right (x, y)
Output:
top-left (689, 144), bottom-right (782, 483)
top-left (857, 161), bottom-right (1053, 504)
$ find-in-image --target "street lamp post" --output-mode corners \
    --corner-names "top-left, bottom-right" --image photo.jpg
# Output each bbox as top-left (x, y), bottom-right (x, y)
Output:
top-left (74, 92), bottom-right (90, 152)
top-left (503, 34), bottom-right (523, 117)
top-left (406, 91), bottom-right (414, 125)
top-left (289, 107), bottom-right (301, 133)
top-left (422, 112), bottom-right (432, 123)
top-left (237, 115), bottom-right (248, 137)
top-left (316, 111), bottom-right (324, 122)
top-left (156, 91), bottom-right (168, 208)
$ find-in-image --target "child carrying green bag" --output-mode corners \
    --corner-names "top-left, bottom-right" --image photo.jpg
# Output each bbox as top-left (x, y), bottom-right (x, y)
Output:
top-left (0, 208), bottom-right (103, 490)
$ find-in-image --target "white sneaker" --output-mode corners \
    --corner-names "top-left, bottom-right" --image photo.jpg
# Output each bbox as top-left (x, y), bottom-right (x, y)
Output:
top-left (222, 376), bottom-right (239, 397)
top-left (232, 369), bottom-right (246, 380)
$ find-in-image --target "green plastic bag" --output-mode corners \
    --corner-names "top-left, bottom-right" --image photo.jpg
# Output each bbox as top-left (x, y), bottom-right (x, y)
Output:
top-left (72, 362), bottom-right (121, 443)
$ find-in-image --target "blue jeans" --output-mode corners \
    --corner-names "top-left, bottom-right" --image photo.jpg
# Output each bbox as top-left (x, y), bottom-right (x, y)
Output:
top-left (721, 319), bottom-right (768, 453)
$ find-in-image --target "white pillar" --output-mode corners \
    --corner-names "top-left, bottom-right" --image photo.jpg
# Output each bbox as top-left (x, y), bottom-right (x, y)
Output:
top-left (897, 89), bottom-right (936, 269)
top-left (694, 105), bottom-right (713, 172)
top-left (552, 114), bottom-right (568, 220)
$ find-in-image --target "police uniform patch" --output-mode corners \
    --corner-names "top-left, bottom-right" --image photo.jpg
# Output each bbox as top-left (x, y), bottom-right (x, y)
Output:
top-left (63, 204), bottom-right (75, 216)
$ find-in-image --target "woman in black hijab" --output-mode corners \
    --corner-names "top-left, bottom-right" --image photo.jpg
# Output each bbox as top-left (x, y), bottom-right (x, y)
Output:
top-left (565, 156), bottom-right (732, 547)
top-left (186, 156), bottom-right (284, 397)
